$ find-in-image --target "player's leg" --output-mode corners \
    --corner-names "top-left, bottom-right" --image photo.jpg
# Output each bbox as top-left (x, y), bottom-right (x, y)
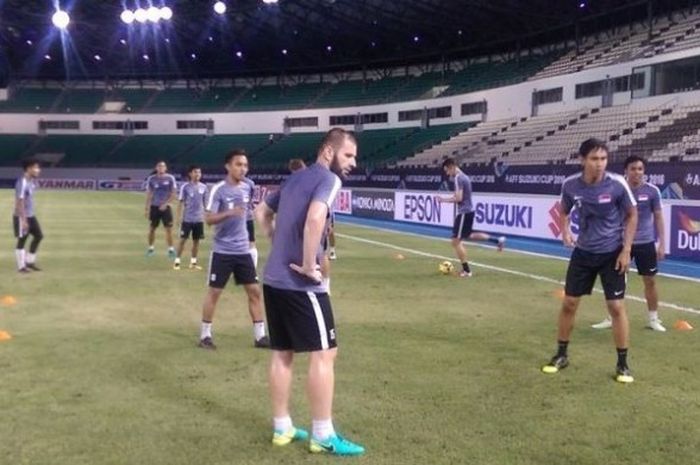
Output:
top-left (320, 253), bottom-right (331, 294)
top-left (199, 287), bottom-right (223, 349)
top-left (147, 207), bottom-right (158, 256)
top-left (264, 286), bottom-right (308, 446)
top-left (243, 283), bottom-right (269, 347)
top-left (198, 253), bottom-right (232, 349)
top-left (543, 248), bottom-right (594, 374)
top-left (328, 227), bottom-right (337, 260)
top-left (189, 223), bottom-right (204, 270)
top-left (452, 214), bottom-right (472, 277)
top-left (163, 207), bottom-right (176, 258)
top-left (635, 242), bottom-right (664, 331)
top-left (13, 216), bottom-right (28, 272)
top-left (234, 253), bottom-right (269, 347)
top-left (247, 220), bottom-right (258, 267)
top-left (304, 293), bottom-right (363, 455)
top-left (600, 250), bottom-right (633, 383)
top-left (468, 231), bottom-right (507, 251)
top-left (174, 223), bottom-right (188, 270)
top-left (25, 217), bottom-right (43, 271)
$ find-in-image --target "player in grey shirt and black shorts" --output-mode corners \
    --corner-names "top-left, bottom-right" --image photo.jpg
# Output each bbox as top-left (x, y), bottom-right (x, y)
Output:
top-left (542, 138), bottom-right (638, 383)
top-left (174, 165), bottom-right (207, 271)
top-left (257, 129), bottom-right (365, 456)
top-left (197, 150), bottom-right (269, 350)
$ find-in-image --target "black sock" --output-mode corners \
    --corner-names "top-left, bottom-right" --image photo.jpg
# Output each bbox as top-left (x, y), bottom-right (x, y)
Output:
top-left (462, 262), bottom-right (471, 273)
top-left (617, 348), bottom-right (628, 368)
top-left (556, 340), bottom-right (569, 358)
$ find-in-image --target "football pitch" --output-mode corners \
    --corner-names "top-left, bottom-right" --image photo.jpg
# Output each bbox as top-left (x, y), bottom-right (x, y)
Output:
top-left (1, 191), bottom-right (700, 465)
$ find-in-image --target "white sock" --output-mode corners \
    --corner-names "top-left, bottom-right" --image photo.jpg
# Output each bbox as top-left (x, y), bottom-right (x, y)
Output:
top-left (273, 416), bottom-right (293, 433)
top-left (148, 245), bottom-right (155, 251)
top-left (168, 246), bottom-right (175, 252)
top-left (312, 419), bottom-right (335, 441)
top-left (250, 247), bottom-right (259, 267)
top-left (330, 247), bottom-right (336, 254)
top-left (15, 249), bottom-right (26, 270)
top-left (649, 310), bottom-right (659, 321)
top-left (253, 321), bottom-right (266, 341)
top-left (323, 277), bottom-right (331, 295)
top-left (26, 252), bottom-right (36, 264)
top-left (200, 321), bottom-right (212, 340)
top-left (174, 257), bottom-right (181, 265)
top-left (191, 257), bottom-right (198, 265)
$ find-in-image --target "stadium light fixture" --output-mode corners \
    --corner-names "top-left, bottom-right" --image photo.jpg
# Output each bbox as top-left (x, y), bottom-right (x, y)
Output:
top-left (146, 6), bottom-right (161, 22)
top-left (134, 8), bottom-right (147, 23)
top-left (262, 0), bottom-right (279, 4)
top-left (235, 50), bottom-right (243, 58)
top-left (160, 7), bottom-right (173, 21)
top-left (121, 10), bottom-right (135, 24)
top-left (142, 53), bottom-right (150, 61)
top-left (52, 10), bottom-right (70, 29)
top-left (281, 48), bottom-right (288, 55)
top-left (44, 54), bottom-right (52, 60)
top-left (94, 54), bottom-right (102, 61)
top-left (214, 1), bottom-right (227, 14)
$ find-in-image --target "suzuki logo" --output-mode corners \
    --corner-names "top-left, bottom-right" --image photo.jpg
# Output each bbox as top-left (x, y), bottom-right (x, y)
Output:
top-left (548, 202), bottom-right (562, 237)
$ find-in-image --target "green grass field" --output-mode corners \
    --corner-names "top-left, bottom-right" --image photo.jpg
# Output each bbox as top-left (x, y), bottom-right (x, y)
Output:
top-left (1, 191), bottom-right (700, 465)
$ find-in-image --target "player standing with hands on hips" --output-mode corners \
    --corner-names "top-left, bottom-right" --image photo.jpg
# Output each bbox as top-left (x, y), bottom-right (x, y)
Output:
top-left (542, 138), bottom-right (638, 383)
top-left (257, 128), bottom-right (365, 456)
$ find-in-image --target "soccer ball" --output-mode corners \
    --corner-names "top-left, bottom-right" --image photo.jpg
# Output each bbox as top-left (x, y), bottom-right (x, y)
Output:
top-left (438, 261), bottom-right (454, 275)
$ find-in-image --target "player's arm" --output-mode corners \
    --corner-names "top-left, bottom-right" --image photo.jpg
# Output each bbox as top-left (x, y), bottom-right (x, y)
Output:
top-left (616, 205), bottom-right (638, 274)
top-left (161, 177), bottom-right (177, 210)
top-left (15, 197), bottom-right (28, 230)
top-left (439, 179), bottom-right (463, 203)
top-left (559, 187), bottom-right (575, 247)
top-left (205, 208), bottom-right (243, 225)
top-left (145, 179), bottom-right (153, 218)
top-left (257, 191), bottom-right (280, 239)
top-left (289, 200), bottom-right (327, 282)
top-left (559, 207), bottom-right (575, 248)
top-left (653, 208), bottom-right (665, 260)
top-left (176, 184), bottom-right (186, 226)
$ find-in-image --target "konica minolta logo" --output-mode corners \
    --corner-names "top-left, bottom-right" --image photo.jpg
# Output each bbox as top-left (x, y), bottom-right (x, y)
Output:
top-left (352, 195), bottom-right (394, 212)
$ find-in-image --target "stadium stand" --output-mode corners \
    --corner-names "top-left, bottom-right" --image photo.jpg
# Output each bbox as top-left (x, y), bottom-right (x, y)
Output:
top-left (532, 11), bottom-right (700, 80)
top-left (0, 88), bottom-right (62, 113)
top-left (401, 102), bottom-right (700, 167)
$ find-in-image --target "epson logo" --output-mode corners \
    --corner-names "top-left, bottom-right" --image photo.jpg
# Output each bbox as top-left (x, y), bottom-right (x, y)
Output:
top-left (402, 195), bottom-right (441, 223)
top-left (475, 202), bottom-right (533, 229)
top-left (354, 196), bottom-right (394, 212)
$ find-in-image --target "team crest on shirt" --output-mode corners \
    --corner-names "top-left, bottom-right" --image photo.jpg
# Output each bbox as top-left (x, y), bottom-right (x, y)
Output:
top-left (598, 194), bottom-right (612, 204)
top-left (638, 194), bottom-right (649, 202)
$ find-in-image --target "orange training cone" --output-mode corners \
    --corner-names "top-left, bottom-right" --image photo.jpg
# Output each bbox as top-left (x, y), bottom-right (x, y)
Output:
top-left (0, 331), bottom-right (12, 341)
top-left (394, 253), bottom-right (405, 260)
top-left (0, 295), bottom-right (17, 307)
top-left (674, 320), bottom-right (694, 331)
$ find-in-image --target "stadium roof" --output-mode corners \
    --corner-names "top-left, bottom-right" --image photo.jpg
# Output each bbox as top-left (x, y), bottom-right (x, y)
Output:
top-left (0, 0), bottom-right (690, 80)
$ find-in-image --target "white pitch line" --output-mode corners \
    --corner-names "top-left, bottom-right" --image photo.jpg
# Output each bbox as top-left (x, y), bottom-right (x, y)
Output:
top-left (337, 231), bottom-right (700, 316)
top-left (336, 218), bottom-right (700, 284)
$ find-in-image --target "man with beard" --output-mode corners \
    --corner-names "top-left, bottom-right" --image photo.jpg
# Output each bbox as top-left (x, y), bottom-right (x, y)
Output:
top-left (257, 128), bottom-right (364, 456)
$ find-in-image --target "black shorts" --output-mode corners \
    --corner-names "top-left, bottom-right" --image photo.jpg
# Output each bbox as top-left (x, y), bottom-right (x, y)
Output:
top-left (263, 285), bottom-right (337, 353)
top-left (631, 242), bottom-right (658, 276)
top-left (452, 212), bottom-right (475, 239)
top-left (208, 252), bottom-right (258, 289)
top-left (13, 216), bottom-right (42, 239)
top-left (246, 219), bottom-right (255, 243)
top-left (150, 205), bottom-right (174, 228)
top-left (565, 247), bottom-right (627, 301)
top-left (180, 222), bottom-right (204, 241)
